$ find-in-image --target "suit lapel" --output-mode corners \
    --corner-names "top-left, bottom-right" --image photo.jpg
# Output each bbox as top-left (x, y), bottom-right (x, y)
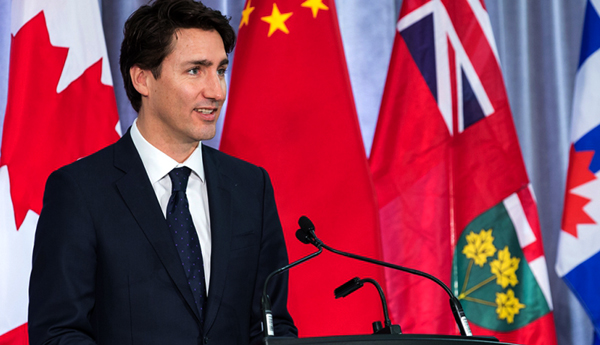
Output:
top-left (202, 145), bottom-right (233, 334)
top-left (113, 132), bottom-right (202, 323)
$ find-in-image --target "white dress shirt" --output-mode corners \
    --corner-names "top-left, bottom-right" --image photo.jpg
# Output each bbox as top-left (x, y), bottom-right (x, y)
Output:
top-left (130, 120), bottom-right (211, 292)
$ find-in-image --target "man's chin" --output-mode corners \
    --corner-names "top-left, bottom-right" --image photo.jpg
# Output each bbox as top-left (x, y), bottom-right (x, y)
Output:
top-left (195, 128), bottom-right (217, 142)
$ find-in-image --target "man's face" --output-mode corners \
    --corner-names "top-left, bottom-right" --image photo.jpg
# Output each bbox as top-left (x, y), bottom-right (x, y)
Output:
top-left (142, 28), bottom-right (228, 145)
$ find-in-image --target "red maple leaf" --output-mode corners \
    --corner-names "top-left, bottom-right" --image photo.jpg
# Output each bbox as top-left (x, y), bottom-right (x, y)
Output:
top-left (561, 144), bottom-right (597, 238)
top-left (0, 11), bottom-right (119, 229)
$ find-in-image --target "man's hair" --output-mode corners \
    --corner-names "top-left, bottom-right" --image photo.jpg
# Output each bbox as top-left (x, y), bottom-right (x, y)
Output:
top-left (120, 0), bottom-right (236, 112)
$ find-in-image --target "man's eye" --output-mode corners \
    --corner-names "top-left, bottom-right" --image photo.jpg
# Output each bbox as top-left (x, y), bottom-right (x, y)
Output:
top-left (217, 68), bottom-right (227, 76)
top-left (188, 68), bottom-right (199, 75)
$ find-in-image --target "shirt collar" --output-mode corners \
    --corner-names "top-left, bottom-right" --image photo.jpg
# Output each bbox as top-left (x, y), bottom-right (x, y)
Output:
top-left (130, 119), bottom-right (205, 184)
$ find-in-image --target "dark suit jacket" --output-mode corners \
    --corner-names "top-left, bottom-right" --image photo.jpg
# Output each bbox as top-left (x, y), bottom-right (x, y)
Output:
top-left (28, 131), bottom-right (297, 345)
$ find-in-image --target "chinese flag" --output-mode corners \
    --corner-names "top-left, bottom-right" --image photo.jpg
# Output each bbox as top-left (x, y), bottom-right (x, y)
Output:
top-left (0, 1), bottom-right (119, 343)
top-left (369, 1), bottom-right (557, 344)
top-left (220, 0), bottom-right (385, 337)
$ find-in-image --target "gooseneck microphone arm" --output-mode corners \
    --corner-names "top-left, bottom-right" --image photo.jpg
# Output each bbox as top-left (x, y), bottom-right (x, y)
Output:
top-left (335, 277), bottom-right (400, 334)
top-left (360, 278), bottom-right (393, 330)
top-left (261, 232), bottom-right (323, 338)
top-left (296, 216), bottom-right (473, 337)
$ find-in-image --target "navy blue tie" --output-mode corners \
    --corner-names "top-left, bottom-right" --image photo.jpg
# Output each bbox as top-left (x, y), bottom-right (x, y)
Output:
top-left (166, 167), bottom-right (206, 325)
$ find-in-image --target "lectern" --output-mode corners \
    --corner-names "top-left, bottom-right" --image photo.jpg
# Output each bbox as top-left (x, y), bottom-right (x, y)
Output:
top-left (264, 334), bottom-right (520, 345)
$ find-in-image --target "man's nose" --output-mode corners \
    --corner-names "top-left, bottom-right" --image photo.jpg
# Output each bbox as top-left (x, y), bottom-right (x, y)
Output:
top-left (203, 72), bottom-right (225, 101)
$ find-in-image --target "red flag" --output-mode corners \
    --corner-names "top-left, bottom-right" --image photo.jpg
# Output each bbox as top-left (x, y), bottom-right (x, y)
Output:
top-left (0, 1), bottom-right (119, 343)
top-left (369, 1), bottom-right (557, 343)
top-left (220, 0), bottom-right (385, 337)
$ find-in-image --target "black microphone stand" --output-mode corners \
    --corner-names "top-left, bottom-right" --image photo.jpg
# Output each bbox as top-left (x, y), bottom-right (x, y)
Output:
top-left (335, 276), bottom-right (402, 335)
top-left (261, 246), bottom-right (323, 338)
top-left (297, 216), bottom-right (472, 337)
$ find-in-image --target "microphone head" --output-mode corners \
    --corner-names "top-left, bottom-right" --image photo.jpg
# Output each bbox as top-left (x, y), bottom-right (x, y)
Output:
top-left (296, 216), bottom-right (315, 245)
top-left (296, 216), bottom-right (323, 248)
top-left (334, 277), bottom-right (363, 298)
top-left (298, 216), bottom-right (314, 232)
top-left (295, 228), bottom-right (312, 244)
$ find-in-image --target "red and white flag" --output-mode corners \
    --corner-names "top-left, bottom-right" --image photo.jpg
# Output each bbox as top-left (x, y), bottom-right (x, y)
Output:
top-left (369, 1), bottom-right (557, 344)
top-left (0, 1), bottom-right (119, 343)
top-left (220, 0), bottom-right (385, 337)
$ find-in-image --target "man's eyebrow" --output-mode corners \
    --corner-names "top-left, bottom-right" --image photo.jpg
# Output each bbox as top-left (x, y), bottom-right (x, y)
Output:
top-left (187, 58), bottom-right (229, 67)
top-left (189, 59), bottom-right (212, 66)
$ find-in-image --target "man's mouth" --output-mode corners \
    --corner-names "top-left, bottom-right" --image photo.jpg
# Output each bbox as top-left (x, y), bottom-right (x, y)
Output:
top-left (194, 108), bottom-right (216, 115)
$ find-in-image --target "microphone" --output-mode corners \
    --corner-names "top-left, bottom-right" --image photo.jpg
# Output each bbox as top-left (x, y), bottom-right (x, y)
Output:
top-left (296, 216), bottom-right (473, 337)
top-left (296, 215), bottom-right (322, 247)
top-left (261, 218), bottom-right (324, 338)
top-left (295, 216), bottom-right (318, 245)
top-left (335, 277), bottom-right (401, 335)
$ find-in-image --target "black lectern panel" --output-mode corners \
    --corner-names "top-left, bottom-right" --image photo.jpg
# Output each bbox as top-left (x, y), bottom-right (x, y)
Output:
top-left (264, 334), bottom-right (520, 345)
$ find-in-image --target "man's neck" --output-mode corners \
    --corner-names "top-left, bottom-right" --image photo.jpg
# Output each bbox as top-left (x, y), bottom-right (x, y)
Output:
top-left (136, 116), bottom-right (199, 164)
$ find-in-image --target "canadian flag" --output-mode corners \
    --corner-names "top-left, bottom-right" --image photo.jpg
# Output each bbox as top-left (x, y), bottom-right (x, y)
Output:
top-left (0, 1), bottom-right (119, 343)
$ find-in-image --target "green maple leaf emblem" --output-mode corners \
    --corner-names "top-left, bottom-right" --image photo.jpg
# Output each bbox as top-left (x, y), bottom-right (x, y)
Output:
top-left (451, 203), bottom-right (550, 332)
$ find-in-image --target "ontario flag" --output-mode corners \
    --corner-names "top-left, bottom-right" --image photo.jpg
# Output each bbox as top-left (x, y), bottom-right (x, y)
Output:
top-left (556, 1), bottom-right (600, 344)
top-left (0, 0), bottom-right (119, 343)
top-left (220, 0), bottom-right (386, 337)
top-left (369, 1), bottom-right (557, 344)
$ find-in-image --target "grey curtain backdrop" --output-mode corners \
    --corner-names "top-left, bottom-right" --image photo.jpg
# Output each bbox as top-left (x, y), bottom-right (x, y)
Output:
top-left (0, 0), bottom-right (592, 344)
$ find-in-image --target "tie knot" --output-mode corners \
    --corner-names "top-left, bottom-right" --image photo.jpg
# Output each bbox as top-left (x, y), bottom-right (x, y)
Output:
top-left (169, 167), bottom-right (192, 192)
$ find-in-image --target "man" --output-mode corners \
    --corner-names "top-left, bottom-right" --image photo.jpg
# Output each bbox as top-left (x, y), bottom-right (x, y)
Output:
top-left (28, 0), bottom-right (297, 344)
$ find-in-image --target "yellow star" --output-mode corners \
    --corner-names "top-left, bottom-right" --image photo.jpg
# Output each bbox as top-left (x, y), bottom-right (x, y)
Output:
top-left (301, 0), bottom-right (329, 18)
top-left (261, 3), bottom-right (293, 37)
top-left (239, 0), bottom-right (255, 29)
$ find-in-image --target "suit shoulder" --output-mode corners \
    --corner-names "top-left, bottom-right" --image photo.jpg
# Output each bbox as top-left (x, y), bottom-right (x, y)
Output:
top-left (57, 140), bottom-right (117, 176)
top-left (203, 145), bottom-right (264, 173)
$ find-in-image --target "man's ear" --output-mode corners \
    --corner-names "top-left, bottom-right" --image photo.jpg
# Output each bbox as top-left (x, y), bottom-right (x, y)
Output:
top-left (130, 65), bottom-right (151, 97)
